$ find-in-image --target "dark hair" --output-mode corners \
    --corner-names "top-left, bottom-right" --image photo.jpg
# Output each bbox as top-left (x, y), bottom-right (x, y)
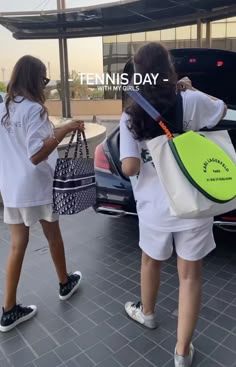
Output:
top-left (125, 42), bottom-right (178, 140)
top-left (1, 55), bottom-right (48, 126)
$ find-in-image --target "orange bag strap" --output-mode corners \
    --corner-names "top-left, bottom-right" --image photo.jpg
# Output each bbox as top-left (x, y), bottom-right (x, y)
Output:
top-left (126, 89), bottom-right (178, 140)
top-left (158, 119), bottom-right (174, 139)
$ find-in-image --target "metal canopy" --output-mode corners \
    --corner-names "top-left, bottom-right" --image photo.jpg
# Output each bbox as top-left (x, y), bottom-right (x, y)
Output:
top-left (0, 0), bottom-right (236, 40)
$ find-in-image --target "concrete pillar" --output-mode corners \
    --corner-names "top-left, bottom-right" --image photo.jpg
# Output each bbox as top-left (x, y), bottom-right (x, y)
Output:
top-left (197, 18), bottom-right (203, 48)
top-left (57, 0), bottom-right (71, 118)
top-left (206, 21), bottom-right (212, 48)
top-left (63, 38), bottom-right (71, 118)
top-left (58, 37), bottom-right (66, 117)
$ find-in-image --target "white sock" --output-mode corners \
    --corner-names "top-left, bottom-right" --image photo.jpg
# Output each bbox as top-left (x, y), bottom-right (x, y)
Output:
top-left (142, 311), bottom-right (155, 320)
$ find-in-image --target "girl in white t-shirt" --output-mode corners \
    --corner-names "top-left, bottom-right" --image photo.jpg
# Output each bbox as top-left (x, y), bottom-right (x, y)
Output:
top-left (120, 43), bottom-right (227, 367)
top-left (0, 56), bottom-right (85, 332)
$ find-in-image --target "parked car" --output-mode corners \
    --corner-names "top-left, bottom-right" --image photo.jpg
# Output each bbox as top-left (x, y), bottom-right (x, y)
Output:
top-left (94, 48), bottom-right (236, 229)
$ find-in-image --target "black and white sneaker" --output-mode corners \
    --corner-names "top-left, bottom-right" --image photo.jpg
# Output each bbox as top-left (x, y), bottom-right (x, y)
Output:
top-left (0, 304), bottom-right (37, 333)
top-left (59, 271), bottom-right (82, 301)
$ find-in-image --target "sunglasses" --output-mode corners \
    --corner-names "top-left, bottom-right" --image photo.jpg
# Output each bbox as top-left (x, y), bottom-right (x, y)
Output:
top-left (43, 77), bottom-right (50, 86)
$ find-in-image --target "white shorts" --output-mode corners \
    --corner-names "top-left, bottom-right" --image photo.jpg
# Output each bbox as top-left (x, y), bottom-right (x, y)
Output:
top-left (4, 204), bottom-right (59, 227)
top-left (139, 222), bottom-right (216, 261)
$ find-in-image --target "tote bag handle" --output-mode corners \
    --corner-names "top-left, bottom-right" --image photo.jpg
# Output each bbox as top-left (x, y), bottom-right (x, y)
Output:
top-left (64, 130), bottom-right (90, 159)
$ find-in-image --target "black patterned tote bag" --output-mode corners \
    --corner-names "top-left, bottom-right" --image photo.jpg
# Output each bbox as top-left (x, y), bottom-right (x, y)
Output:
top-left (53, 130), bottom-right (96, 215)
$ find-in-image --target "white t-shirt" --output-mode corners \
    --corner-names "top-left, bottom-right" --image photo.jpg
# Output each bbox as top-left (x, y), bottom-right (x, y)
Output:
top-left (0, 97), bottom-right (58, 208)
top-left (120, 90), bottom-right (225, 232)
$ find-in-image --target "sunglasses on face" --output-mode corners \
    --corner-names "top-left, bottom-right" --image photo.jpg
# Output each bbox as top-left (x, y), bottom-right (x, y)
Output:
top-left (43, 77), bottom-right (50, 86)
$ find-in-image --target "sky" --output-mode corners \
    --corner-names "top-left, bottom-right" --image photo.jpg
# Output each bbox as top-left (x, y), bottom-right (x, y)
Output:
top-left (0, 0), bottom-right (118, 81)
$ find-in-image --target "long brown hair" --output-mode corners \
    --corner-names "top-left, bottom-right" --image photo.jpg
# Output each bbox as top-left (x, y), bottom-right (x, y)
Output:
top-left (125, 42), bottom-right (178, 140)
top-left (1, 55), bottom-right (48, 126)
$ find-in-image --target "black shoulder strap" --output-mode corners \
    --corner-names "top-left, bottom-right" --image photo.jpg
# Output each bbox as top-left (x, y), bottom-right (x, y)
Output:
top-left (160, 92), bottom-right (184, 134)
top-left (175, 91), bottom-right (183, 133)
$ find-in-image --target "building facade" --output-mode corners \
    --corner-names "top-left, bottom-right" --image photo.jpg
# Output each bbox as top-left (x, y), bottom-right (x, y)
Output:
top-left (103, 17), bottom-right (236, 99)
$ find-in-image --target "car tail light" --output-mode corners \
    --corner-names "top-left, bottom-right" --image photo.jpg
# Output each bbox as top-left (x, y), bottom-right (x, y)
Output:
top-left (221, 216), bottom-right (236, 221)
top-left (189, 58), bottom-right (197, 63)
top-left (94, 144), bottom-right (112, 174)
top-left (217, 60), bottom-right (224, 67)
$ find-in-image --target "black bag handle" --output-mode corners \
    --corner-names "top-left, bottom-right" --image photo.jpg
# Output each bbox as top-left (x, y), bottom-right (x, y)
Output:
top-left (160, 91), bottom-right (184, 134)
top-left (77, 130), bottom-right (90, 158)
top-left (175, 91), bottom-right (184, 133)
top-left (81, 130), bottom-right (90, 159)
top-left (64, 131), bottom-right (77, 158)
top-left (64, 131), bottom-right (76, 158)
top-left (64, 130), bottom-right (90, 159)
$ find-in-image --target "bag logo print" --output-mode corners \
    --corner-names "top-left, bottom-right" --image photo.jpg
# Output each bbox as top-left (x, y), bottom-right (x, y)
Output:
top-left (203, 158), bottom-right (229, 173)
top-left (203, 157), bottom-right (233, 183)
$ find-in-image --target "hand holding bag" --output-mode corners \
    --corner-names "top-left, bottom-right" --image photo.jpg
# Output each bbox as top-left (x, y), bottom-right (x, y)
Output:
top-left (126, 89), bottom-right (236, 219)
top-left (53, 130), bottom-right (96, 215)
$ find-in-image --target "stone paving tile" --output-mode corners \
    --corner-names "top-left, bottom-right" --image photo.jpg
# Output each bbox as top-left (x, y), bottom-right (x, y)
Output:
top-left (34, 351), bottom-right (62, 367)
top-left (145, 345), bottom-right (172, 367)
top-left (203, 324), bottom-right (229, 343)
top-left (114, 345), bottom-right (141, 367)
top-left (103, 332), bottom-right (129, 353)
top-left (1, 336), bottom-right (27, 355)
top-left (96, 356), bottom-right (122, 367)
top-left (0, 210), bottom-right (236, 366)
top-left (199, 358), bottom-right (223, 367)
top-left (85, 341), bottom-right (112, 364)
top-left (129, 335), bottom-right (156, 355)
top-left (70, 352), bottom-right (95, 367)
top-left (31, 335), bottom-right (58, 357)
top-left (55, 341), bottom-right (81, 362)
top-left (119, 322), bottom-right (145, 342)
top-left (210, 345), bottom-right (236, 367)
top-left (52, 326), bottom-right (78, 345)
top-left (8, 347), bottom-right (36, 367)
top-left (223, 333), bottom-right (236, 350)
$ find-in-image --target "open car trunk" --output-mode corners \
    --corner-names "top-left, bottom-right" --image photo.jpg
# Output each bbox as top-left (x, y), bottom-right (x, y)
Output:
top-left (122, 48), bottom-right (236, 109)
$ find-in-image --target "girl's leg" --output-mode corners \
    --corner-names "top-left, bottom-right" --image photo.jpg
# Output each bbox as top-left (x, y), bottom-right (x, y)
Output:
top-left (4, 224), bottom-right (29, 310)
top-left (141, 251), bottom-right (161, 315)
top-left (40, 220), bottom-right (82, 301)
top-left (125, 251), bottom-right (161, 329)
top-left (40, 220), bottom-right (68, 284)
top-left (176, 257), bottom-right (202, 356)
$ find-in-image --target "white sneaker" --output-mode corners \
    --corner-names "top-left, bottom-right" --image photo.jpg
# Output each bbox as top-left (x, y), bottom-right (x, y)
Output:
top-left (124, 301), bottom-right (157, 329)
top-left (174, 343), bottom-right (195, 367)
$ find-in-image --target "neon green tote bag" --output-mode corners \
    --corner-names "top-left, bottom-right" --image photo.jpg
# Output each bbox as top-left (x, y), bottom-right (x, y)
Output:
top-left (168, 130), bottom-right (236, 203)
top-left (126, 89), bottom-right (236, 218)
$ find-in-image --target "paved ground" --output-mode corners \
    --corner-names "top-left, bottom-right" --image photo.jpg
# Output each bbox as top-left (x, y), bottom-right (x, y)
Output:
top-left (0, 208), bottom-right (236, 367)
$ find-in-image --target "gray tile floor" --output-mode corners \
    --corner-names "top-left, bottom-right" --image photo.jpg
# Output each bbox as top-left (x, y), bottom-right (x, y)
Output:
top-left (0, 208), bottom-right (236, 367)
